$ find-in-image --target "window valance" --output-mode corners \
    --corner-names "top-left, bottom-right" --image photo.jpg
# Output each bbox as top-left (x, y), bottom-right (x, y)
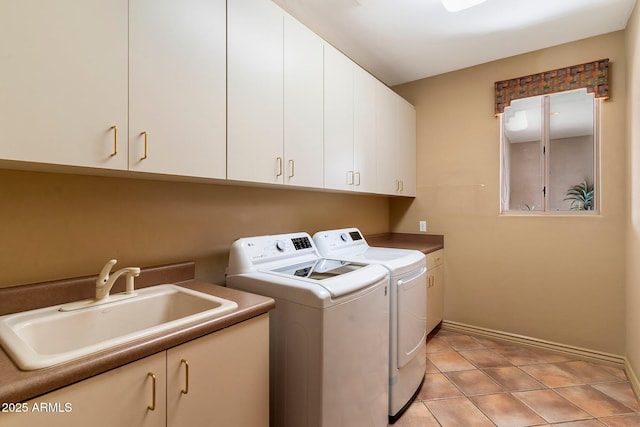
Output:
top-left (494, 58), bottom-right (609, 115)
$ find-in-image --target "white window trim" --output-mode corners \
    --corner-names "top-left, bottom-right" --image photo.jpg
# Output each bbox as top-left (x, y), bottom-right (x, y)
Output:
top-left (499, 92), bottom-right (601, 216)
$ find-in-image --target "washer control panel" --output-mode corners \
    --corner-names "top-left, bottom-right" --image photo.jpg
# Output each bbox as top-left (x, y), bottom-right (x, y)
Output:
top-left (313, 228), bottom-right (368, 255)
top-left (241, 233), bottom-right (316, 263)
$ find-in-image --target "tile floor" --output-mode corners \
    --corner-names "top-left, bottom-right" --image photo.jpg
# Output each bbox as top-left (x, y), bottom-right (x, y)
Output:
top-left (393, 328), bottom-right (640, 427)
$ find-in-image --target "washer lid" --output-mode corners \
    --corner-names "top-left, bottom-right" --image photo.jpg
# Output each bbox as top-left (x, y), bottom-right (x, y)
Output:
top-left (268, 259), bottom-right (387, 298)
top-left (272, 258), bottom-right (367, 280)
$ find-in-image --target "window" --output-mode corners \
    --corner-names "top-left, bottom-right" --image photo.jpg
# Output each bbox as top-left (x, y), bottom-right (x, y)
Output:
top-left (500, 88), bottom-right (599, 214)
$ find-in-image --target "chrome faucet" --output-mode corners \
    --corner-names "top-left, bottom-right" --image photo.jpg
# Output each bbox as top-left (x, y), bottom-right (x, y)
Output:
top-left (95, 259), bottom-right (141, 300)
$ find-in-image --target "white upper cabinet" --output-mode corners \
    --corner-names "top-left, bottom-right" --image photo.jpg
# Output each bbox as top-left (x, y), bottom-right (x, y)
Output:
top-left (129, 0), bottom-right (226, 179)
top-left (228, 0), bottom-right (324, 188)
top-left (1, 0), bottom-right (416, 196)
top-left (353, 66), bottom-right (379, 193)
top-left (324, 45), bottom-right (355, 191)
top-left (0, 0), bottom-right (128, 170)
top-left (376, 85), bottom-right (399, 195)
top-left (283, 15), bottom-right (324, 188)
top-left (398, 97), bottom-right (417, 196)
top-left (376, 85), bottom-right (417, 196)
top-left (227, 0), bottom-right (284, 184)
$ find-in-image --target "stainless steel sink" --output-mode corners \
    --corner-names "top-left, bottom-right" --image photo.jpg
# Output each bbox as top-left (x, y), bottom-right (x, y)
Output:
top-left (0, 285), bottom-right (238, 370)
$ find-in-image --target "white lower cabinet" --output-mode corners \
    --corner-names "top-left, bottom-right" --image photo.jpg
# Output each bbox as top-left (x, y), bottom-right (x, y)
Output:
top-left (166, 314), bottom-right (269, 427)
top-left (426, 250), bottom-right (444, 334)
top-left (2, 314), bottom-right (269, 427)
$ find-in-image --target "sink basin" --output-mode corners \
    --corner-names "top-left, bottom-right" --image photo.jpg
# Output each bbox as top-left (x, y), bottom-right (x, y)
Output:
top-left (0, 285), bottom-right (238, 370)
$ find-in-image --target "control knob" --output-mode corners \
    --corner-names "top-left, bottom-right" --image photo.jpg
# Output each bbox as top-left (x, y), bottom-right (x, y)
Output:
top-left (275, 240), bottom-right (286, 252)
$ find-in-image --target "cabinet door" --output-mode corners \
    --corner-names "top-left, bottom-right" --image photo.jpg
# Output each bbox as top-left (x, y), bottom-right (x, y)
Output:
top-left (129, 0), bottom-right (226, 179)
top-left (1, 352), bottom-right (166, 427)
top-left (353, 66), bottom-right (378, 193)
top-left (397, 98), bottom-right (417, 196)
top-left (0, 0), bottom-right (128, 170)
top-left (283, 15), bottom-right (324, 188)
top-left (324, 45), bottom-right (355, 191)
top-left (167, 314), bottom-right (269, 427)
top-left (376, 85), bottom-right (401, 195)
top-left (426, 251), bottom-right (445, 334)
top-left (227, 0), bottom-right (284, 184)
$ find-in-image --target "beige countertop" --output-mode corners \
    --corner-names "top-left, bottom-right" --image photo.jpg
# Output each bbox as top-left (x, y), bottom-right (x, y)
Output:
top-left (366, 232), bottom-right (444, 254)
top-left (0, 263), bottom-right (275, 404)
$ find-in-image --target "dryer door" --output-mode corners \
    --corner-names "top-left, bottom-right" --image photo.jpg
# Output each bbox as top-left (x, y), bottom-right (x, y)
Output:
top-left (397, 266), bottom-right (427, 368)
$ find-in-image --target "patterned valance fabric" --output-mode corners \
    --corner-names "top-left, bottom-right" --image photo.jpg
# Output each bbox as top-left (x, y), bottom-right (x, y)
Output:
top-left (494, 59), bottom-right (609, 115)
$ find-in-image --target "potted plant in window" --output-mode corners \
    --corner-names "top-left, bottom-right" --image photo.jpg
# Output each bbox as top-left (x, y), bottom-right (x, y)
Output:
top-left (564, 180), bottom-right (594, 210)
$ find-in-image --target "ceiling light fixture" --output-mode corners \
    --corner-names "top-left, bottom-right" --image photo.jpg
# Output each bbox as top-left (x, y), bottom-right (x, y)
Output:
top-left (441, 0), bottom-right (487, 13)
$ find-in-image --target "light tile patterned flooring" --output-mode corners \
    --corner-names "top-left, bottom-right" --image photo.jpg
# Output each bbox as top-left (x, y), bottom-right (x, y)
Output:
top-left (394, 329), bottom-right (640, 427)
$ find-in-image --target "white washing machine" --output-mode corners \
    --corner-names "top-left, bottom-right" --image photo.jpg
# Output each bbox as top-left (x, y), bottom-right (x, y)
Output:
top-left (226, 232), bottom-right (390, 427)
top-left (313, 228), bottom-right (427, 423)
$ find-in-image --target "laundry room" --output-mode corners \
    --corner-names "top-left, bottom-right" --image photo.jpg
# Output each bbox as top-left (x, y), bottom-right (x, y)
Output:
top-left (2, 0), bottom-right (640, 426)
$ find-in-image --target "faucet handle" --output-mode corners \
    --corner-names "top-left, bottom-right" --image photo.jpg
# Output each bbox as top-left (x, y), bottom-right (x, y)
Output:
top-left (97, 259), bottom-right (118, 286)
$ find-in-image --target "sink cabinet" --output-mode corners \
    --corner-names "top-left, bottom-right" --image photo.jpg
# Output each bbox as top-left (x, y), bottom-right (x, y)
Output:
top-left (426, 250), bottom-right (444, 334)
top-left (1, 314), bottom-right (269, 427)
top-left (166, 314), bottom-right (269, 427)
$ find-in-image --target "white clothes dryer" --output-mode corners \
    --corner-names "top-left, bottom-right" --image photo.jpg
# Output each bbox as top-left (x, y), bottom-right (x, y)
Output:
top-left (313, 228), bottom-right (427, 423)
top-left (226, 232), bottom-right (390, 427)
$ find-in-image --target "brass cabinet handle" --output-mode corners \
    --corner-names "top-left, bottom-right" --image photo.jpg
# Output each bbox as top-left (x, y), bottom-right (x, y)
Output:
top-left (276, 157), bottom-right (283, 177)
top-left (110, 125), bottom-right (118, 157)
top-left (347, 171), bottom-right (354, 185)
top-left (181, 359), bottom-right (189, 394)
top-left (288, 159), bottom-right (295, 178)
top-left (147, 372), bottom-right (156, 411)
top-left (140, 131), bottom-right (148, 160)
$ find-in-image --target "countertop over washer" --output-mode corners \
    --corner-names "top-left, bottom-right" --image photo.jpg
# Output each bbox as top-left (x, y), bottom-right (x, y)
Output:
top-left (366, 233), bottom-right (444, 255)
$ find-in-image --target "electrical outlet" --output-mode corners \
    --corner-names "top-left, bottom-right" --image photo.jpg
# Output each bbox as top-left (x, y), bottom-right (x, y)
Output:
top-left (419, 220), bottom-right (427, 232)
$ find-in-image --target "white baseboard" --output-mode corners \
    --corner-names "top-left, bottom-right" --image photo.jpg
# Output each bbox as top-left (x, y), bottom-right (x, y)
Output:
top-left (624, 357), bottom-right (640, 401)
top-left (441, 320), bottom-right (626, 369)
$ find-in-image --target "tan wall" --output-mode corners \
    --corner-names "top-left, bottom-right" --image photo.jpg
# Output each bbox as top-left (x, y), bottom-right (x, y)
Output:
top-left (0, 169), bottom-right (389, 287)
top-left (392, 32), bottom-right (627, 354)
top-left (626, 2), bottom-right (640, 379)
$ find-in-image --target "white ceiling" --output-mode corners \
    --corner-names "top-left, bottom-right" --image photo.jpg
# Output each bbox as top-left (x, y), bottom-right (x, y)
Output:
top-left (272, 0), bottom-right (637, 86)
